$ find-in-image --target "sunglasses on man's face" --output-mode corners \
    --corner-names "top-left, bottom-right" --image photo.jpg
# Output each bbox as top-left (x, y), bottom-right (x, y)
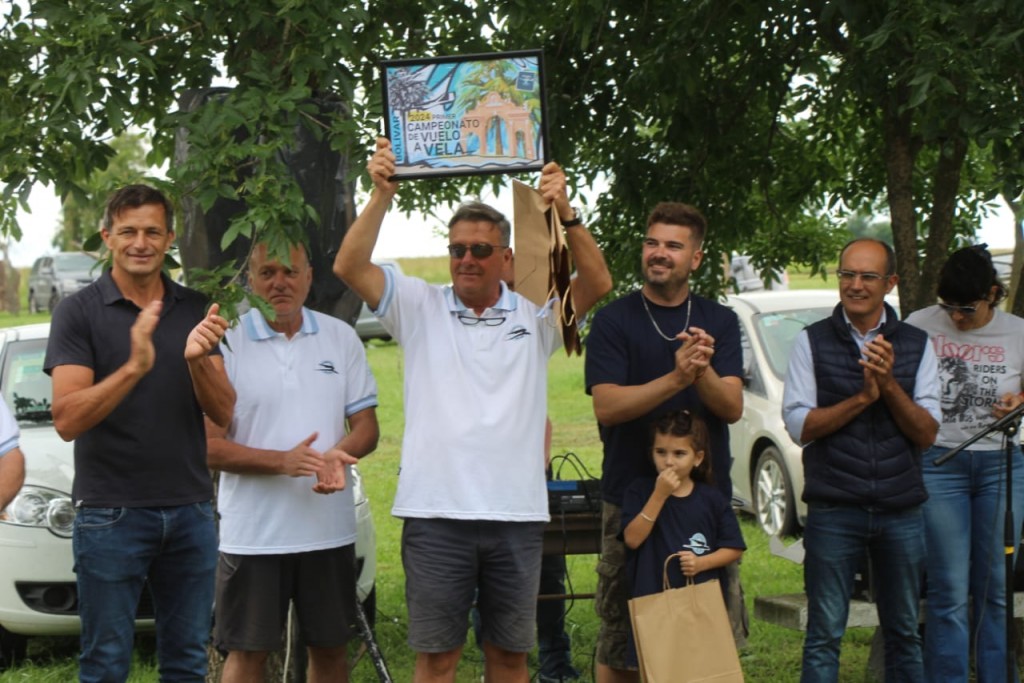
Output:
top-left (447, 243), bottom-right (505, 259)
top-left (938, 301), bottom-right (980, 316)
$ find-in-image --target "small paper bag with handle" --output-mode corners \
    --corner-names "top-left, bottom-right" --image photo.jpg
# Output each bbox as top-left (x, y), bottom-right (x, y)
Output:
top-left (627, 553), bottom-right (744, 683)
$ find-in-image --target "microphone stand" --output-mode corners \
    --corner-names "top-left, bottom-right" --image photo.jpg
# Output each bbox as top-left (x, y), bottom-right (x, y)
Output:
top-left (935, 400), bottom-right (1024, 682)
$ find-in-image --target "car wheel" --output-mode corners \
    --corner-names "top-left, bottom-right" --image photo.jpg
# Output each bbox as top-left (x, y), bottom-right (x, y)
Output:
top-left (753, 446), bottom-right (797, 537)
top-left (0, 626), bottom-right (28, 671)
top-left (47, 291), bottom-right (59, 313)
top-left (28, 291), bottom-right (39, 314)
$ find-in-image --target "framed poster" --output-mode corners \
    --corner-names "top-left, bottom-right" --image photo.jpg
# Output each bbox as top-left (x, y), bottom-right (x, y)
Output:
top-left (380, 50), bottom-right (548, 180)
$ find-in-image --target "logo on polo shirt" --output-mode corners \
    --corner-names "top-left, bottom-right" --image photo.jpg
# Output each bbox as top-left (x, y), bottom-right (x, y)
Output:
top-left (316, 360), bottom-right (338, 374)
top-left (684, 533), bottom-right (711, 555)
top-left (505, 325), bottom-right (530, 341)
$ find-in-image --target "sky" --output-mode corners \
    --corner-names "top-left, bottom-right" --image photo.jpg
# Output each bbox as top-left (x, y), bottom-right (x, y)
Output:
top-left (10, 184), bottom-right (1015, 268)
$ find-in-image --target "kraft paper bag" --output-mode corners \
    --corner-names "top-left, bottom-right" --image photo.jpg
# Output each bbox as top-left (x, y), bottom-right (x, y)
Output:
top-left (511, 179), bottom-right (581, 355)
top-left (628, 555), bottom-right (744, 683)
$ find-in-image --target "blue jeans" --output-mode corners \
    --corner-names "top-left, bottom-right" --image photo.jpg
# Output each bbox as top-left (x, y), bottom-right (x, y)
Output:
top-left (801, 502), bottom-right (925, 683)
top-left (923, 445), bottom-right (1024, 683)
top-left (73, 503), bottom-right (218, 683)
top-left (536, 552), bottom-right (579, 680)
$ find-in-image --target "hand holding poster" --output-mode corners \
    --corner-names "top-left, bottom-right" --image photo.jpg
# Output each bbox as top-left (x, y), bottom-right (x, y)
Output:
top-left (381, 50), bottom-right (548, 180)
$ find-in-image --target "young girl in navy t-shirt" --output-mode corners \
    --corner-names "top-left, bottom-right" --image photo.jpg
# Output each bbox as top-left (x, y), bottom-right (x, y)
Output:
top-left (621, 410), bottom-right (746, 665)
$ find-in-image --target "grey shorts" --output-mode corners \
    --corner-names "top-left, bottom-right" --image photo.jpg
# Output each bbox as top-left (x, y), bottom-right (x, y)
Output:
top-left (594, 502), bottom-right (636, 671)
top-left (401, 518), bottom-right (544, 653)
top-left (213, 545), bottom-right (356, 651)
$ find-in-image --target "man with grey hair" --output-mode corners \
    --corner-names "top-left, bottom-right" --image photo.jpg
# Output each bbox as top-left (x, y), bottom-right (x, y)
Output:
top-left (334, 137), bottom-right (611, 683)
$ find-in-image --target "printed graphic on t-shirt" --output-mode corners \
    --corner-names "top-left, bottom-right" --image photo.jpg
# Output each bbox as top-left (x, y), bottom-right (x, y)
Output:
top-left (932, 335), bottom-right (1006, 427)
top-left (684, 532), bottom-right (710, 555)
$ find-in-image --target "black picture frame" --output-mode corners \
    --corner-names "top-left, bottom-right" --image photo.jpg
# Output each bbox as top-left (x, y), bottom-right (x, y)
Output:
top-left (380, 49), bottom-right (549, 180)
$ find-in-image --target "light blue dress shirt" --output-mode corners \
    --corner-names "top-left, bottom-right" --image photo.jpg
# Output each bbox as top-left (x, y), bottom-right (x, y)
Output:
top-left (782, 307), bottom-right (940, 446)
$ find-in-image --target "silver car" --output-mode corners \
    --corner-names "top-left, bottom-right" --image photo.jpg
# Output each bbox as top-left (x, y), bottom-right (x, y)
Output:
top-left (727, 289), bottom-right (904, 536)
top-left (354, 260), bottom-right (403, 342)
top-left (0, 324), bottom-right (376, 666)
top-left (27, 252), bottom-right (100, 314)
top-left (726, 290), bottom-right (839, 536)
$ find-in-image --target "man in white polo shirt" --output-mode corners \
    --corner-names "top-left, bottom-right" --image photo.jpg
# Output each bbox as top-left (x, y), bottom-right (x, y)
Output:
top-left (208, 241), bottom-right (379, 683)
top-left (334, 137), bottom-right (611, 683)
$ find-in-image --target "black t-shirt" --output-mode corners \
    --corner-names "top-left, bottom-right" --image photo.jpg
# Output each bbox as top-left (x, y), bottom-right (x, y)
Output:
top-left (44, 270), bottom-right (216, 507)
top-left (621, 478), bottom-right (746, 597)
top-left (585, 291), bottom-right (743, 504)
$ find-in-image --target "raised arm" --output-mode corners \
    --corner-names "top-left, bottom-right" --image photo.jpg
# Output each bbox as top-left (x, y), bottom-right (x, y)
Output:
top-left (185, 303), bottom-right (235, 428)
top-left (333, 137), bottom-right (399, 310)
top-left (537, 162), bottom-right (612, 318)
top-left (51, 300), bottom-right (162, 442)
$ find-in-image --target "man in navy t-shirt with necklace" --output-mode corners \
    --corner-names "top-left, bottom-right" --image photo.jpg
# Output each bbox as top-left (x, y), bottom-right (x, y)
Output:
top-left (585, 201), bottom-right (744, 683)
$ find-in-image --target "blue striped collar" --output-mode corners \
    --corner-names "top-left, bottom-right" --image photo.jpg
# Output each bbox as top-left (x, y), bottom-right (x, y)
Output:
top-left (241, 306), bottom-right (319, 340)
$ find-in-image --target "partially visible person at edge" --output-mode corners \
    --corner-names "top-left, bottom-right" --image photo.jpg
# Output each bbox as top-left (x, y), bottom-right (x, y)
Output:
top-left (621, 409), bottom-right (746, 669)
top-left (782, 237), bottom-right (939, 683)
top-left (44, 184), bottom-right (235, 682)
top-left (584, 201), bottom-right (745, 683)
top-left (0, 399), bottom-right (25, 512)
top-left (905, 244), bottom-right (1024, 682)
top-left (208, 241), bottom-right (379, 683)
top-left (503, 254), bottom-right (581, 683)
top-left (333, 137), bottom-right (612, 683)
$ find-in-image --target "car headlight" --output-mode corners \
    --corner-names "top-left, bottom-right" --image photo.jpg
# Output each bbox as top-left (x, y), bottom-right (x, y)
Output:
top-left (1, 486), bottom-right (75, 537)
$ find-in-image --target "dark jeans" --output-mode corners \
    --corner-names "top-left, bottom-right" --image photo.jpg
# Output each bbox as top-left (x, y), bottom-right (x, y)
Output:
top-left (801, 502), bottom-right (925, 683)
top-left (536, 553), bottom-right (579, 680)
top-left (74, 503), bottom-right (217, 683)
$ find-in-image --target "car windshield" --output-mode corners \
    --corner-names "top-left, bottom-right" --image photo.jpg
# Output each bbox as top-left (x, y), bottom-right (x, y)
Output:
top-left (2, 338), bottom-right (52, 423)
top-left (53, 252), bottom-right (98, 272)
top-left (754, 307), bottom-right (833, 379)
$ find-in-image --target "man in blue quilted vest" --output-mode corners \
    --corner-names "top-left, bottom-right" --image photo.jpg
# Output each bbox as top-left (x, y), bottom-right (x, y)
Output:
top-left (782, 238), bottom-right (939, 683)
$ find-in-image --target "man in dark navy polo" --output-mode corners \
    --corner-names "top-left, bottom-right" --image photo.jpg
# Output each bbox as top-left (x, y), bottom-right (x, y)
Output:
top-left (44, 184), bottom-right (235, 683)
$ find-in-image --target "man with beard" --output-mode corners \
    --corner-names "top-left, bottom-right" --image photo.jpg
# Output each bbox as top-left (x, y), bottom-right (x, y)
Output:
top-left (584, 202), bottom-right (744, 683)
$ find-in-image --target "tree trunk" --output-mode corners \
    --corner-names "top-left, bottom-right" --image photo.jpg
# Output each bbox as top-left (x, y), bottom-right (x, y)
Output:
top-left (882, 97), bottom-right (921, 317)
top-left (1007, 194), bottom-right (1024, 317)
top-left (919, 135), bottom-right (968, 308)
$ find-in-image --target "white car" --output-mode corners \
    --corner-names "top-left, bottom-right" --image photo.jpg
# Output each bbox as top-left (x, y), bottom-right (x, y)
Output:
top-left (726, 290), bottom-right (841, 536)
top-left (726, 289), bottom-right (904, 536)
top-left (0, 324), bottom-right (376, 667)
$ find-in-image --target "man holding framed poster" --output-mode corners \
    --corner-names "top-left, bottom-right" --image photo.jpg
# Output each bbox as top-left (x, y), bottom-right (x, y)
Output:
top-left (333, 136), bottom-right (610, 683)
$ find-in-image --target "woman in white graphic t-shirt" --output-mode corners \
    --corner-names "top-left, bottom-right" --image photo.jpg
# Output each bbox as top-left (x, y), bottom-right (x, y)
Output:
top-left (906, 244), bottom-right (1024, 682)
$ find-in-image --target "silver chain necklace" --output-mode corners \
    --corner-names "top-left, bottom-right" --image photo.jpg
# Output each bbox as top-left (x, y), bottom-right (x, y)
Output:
top-left (641, 293), bottom-right (691, 342)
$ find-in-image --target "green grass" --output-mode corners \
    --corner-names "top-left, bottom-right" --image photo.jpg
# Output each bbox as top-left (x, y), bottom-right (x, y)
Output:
top-left (396, 255), bottom-right (451, 285)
